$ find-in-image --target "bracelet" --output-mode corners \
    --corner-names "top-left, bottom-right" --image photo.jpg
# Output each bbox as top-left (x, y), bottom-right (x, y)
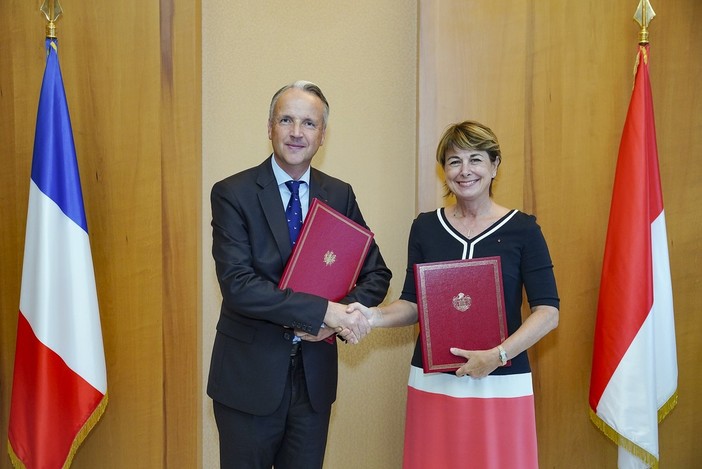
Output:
top-left (498, 345), bottom-right (508, 366)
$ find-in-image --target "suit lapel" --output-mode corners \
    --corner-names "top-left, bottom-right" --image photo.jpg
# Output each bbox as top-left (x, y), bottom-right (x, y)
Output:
top-left (309, 169), bottom-right (329, 207)
top-left (256, 157), bottom-right (293, 260)
top-left (257, 161), bottom-right (332, 262)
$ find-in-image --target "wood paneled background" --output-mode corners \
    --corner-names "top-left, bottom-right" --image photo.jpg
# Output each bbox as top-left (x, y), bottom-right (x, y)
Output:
top-left (418, 1), bottom-right (701, 467)
top-left (1, 0), bottom-right (699, 468)
top-left (0, 1), bottom-right (201, 468)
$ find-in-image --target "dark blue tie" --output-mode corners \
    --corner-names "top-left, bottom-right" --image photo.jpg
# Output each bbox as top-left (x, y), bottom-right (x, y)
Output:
top-left (285, 180), bottom-right (303, 247)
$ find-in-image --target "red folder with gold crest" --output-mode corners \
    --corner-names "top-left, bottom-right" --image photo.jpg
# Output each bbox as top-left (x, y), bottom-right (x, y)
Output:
top-left (415, 256), bottom-right (510, 373)
top-left (279, 198), bottom-right (373, 302)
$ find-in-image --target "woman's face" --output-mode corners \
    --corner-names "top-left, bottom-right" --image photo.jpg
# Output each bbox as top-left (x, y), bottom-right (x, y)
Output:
top-left (443, 147), bottom-right (498, 200)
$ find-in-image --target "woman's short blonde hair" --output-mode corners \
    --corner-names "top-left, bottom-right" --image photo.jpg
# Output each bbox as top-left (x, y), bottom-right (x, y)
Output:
top-left (436, 120), bottom-right (501, 166)
top-left (436, 120), bottom-right (502, 198)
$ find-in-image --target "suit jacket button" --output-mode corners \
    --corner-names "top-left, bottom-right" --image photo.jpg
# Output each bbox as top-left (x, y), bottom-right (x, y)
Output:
top-left (283, 332), bottom-right (292, 341)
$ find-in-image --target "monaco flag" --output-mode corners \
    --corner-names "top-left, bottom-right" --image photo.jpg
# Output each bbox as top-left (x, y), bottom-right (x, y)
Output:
top-left (7, 38), bottom-right (108, 468)
top-left (589, 44), bottom-right (678, 469)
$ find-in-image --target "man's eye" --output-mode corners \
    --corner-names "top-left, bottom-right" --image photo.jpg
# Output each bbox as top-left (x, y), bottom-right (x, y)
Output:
top-left (279, 117), bottom-right (291, 124)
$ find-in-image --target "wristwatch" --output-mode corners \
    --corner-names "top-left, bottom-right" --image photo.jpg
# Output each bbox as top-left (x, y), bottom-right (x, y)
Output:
top-left (498, 345), bottom-right (508, 366)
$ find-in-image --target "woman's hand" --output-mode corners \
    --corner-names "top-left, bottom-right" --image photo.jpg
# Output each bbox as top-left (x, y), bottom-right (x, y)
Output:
top-left (346, 302), bottom-right (383, 328)
top-left (451, 347), bottom-right (501, 379)
top-left (326, 302), bottom-right (385, 343)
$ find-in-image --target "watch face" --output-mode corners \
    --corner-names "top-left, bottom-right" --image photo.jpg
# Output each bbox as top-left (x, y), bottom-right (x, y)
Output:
top-left (499, 346), bottom-right (507, 365)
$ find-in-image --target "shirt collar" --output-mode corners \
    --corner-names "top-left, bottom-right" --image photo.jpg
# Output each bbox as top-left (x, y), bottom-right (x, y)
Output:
top-left (271, 155), bottom-right (311, 186)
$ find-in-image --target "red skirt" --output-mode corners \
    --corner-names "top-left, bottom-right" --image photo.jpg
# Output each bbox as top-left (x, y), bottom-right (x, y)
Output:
top-left (403, 366), bottom-right (539, 469)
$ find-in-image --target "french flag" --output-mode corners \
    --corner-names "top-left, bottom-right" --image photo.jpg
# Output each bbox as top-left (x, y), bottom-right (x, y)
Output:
top-left (8, 38), bottom-right (108, 469)
top-left (589, 44), bottom-right (677, 469)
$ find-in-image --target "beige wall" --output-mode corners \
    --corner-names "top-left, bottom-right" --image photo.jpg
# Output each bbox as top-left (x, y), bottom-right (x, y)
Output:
top-left (201, 1), bottom-right (418, 467)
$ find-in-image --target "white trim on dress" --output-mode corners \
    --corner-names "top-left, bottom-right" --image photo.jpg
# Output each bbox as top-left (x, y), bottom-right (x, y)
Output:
top-left (435, 208), bottom-right (519, 260)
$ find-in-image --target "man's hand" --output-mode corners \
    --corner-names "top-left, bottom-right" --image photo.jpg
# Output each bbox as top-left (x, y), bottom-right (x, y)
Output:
top-left (323, 301), bottom-right (371, 344)
top-left (295, 326), bottom-right (337, 343)
top-left (346, 302), bottom-right (383, 328)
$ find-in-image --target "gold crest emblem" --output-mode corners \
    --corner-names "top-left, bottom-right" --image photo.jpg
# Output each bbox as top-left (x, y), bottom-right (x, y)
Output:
top-left (323, 250), bottom-right (337, 266)
top-left (452, 292), bottom-right (472, 312)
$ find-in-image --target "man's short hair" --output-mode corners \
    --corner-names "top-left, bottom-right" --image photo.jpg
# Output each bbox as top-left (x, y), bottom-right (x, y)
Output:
top-left (269, 80), bottom-right (330, 128)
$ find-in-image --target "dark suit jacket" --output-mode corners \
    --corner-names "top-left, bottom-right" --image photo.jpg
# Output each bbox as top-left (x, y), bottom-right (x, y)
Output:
top-left (207, 156), bottom-right (391, 415)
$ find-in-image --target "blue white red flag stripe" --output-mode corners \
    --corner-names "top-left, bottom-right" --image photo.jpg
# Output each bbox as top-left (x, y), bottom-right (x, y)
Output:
top-left (8, 38), bottom-right (108, 469)
top-left (589, 44), bottom-right (677, 469)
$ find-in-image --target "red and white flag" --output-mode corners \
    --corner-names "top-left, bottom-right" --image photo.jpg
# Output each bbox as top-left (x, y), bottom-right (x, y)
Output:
top-left (589, 44), bottom-right (677, 469)
top-left (7, 38), bottom-right (108, 469)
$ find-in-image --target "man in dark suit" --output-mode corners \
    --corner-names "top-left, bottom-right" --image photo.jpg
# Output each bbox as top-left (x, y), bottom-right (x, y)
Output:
top-left (207, 80), bottom-right (391, 469)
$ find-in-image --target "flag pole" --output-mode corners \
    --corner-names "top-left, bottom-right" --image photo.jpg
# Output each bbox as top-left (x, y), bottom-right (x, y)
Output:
top-left (40, 0), bottom-right (63, 39)
top-left (7, 1), bottom-right (109, 467)
top-left (634, 0), bottom-right (656, 45)
top-left (588, 1), bottom-right (678, 467)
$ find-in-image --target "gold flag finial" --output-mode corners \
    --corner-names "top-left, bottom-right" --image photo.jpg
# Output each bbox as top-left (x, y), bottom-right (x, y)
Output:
top-left (634, 0), bottom-right (656, 44)
top-left (40, 0), bottom-right (63, 39)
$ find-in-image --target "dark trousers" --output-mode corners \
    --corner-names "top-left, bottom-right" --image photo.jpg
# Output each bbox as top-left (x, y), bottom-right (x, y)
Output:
top-left (213, 349), bottom-right (332, 469)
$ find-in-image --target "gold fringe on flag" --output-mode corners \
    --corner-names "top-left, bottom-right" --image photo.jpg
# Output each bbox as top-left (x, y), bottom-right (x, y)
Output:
top-left (657, 391), bottom-right (678, 423)
top-left (7, 441), bottom-right (22, 469)
top-left (589, 407), bottom-right (660, 469)
top-left (61, 394), bottom-right (110, 468)
top-left (7, 394), bottom-right (109, 469)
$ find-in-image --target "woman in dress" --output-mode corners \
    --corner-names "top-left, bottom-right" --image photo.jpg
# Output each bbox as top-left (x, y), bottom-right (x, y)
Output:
top-left (347, 120), bottom-right (559, 469)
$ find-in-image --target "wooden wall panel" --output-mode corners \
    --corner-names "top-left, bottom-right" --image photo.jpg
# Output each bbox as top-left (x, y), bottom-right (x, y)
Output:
top-left (419, 0), bottom-right (701, 467)
top-left (0, 5), bottom-right (42, 466)
top-left (67, 5), bottom-right (165, 466)
top-left (0, 1), bottom-right (201, 468)
top-left (160, 0), bottom-right (202, 466)
top-left (418, 1), bottom-right (529, 210)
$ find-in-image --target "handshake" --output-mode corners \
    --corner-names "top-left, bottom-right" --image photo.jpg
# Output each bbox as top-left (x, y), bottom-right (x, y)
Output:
top-left (295, 301), bottom-right (382, 345)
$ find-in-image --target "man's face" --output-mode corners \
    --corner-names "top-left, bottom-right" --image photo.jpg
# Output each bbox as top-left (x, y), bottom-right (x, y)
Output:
top-left (268, 88), bottom-right (326, 179)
